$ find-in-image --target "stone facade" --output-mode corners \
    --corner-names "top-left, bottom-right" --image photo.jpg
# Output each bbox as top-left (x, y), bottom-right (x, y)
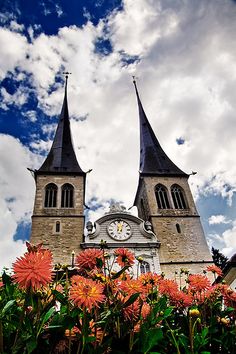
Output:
top-left (31, 174), bottom-right (85, 265)
top-left (135, 176), bottom-right (213, 278)
top-left (84, 207), bottom-right (161, 275)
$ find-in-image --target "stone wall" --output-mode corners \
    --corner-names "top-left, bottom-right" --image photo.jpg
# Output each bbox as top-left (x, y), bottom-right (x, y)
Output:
top-left (30, 174), bottom-right (85, 265)
top-left (135, 176), bottom-right (213, 277)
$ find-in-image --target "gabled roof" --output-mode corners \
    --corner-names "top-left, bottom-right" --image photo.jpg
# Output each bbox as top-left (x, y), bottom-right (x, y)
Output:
top-left (37, 77), bottom-right (85, 175)
top-left (133, 79), bottom-right (188, 177)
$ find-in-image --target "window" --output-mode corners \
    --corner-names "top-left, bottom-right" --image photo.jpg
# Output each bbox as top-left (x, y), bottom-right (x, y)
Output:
top-left (155, 184), bottom-right (170, 209)
top-left (44, 183), bottom-right (57, 207)
top-left (140, 261), bottom-right (151, 274)
top-left (171, 184), bottom-right (187, 209)
top-left (61, 183), bottom-right (74, 208)
top-left (56, 221), bottom-right (60, 233)
top-left (176, 223), bottom-right (181, 234)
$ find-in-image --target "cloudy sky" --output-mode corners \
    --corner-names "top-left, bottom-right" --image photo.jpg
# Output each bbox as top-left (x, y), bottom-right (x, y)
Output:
top-left (1, 0), bottom-right (236, 270)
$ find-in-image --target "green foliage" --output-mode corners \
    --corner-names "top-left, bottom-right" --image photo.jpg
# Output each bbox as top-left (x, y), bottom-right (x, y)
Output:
top-left (0, 248), bottom-right (236, 354)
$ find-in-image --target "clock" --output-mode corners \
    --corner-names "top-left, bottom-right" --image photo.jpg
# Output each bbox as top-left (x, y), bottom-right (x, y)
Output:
top-left (107, 219), bottom-right (132, 241)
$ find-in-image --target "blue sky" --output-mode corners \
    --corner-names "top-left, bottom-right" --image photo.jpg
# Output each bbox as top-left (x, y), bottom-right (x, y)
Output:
top-left (1, 0), bottom-right (236, 268)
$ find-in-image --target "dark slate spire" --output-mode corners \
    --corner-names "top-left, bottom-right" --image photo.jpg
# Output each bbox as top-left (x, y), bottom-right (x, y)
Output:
top-left (133, 78), bottom-right (187, 177)
top-left (37, 74), bottom-right (85, 175)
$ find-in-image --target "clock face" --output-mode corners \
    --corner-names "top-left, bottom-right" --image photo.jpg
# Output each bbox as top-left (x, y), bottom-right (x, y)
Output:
top-left (107, 220), bottom-right (132, 241)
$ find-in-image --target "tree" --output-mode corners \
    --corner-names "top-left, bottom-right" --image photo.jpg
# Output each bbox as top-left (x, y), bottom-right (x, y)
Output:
top-left (211, 247), bottom-right (228, 270)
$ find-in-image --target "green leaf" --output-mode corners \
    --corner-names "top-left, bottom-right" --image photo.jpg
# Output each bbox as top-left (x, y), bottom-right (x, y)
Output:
top-left (122, 293), bottom-right (140, 308)
top-left (26, 338), bottom-right (37, 354)
top-left (52, 289), bottom-right (67, 305)
top-left (37, 307), bottom-right (55, 337)
top-left (111, 265), bottom-right (130, 279)
top-left (163, 307), bottom-right (173, 318)
top-left (142, 327), bottom-right (163, 353)
top-left (1, 300), bottom-right (16, 315)
top-left (47, 325), bottom-right (63, 329)
top-left (42, 307), bottom-right (55, 324)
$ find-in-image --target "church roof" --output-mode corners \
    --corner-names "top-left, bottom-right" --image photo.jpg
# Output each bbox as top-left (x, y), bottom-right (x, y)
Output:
top-left (133, 79), bottom-right (188, 177)
top-left (37, 76), bottom-right (85, 175)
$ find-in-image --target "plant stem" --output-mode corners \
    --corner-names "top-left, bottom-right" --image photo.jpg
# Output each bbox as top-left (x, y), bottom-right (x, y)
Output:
top-left (165, 320), bottom-right (181, 354)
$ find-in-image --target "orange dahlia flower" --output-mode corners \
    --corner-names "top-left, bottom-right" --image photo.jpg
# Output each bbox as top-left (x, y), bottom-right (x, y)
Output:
top-left (123, 299), bottom-right (140, 322)
top-left (69, 276), bottom-right (105, 311)
top-left (169, 290), bottom-right (193, 307)
top-left (188, 274), bottom-right (211, 292)
top-left (12, 249), bottom-right (53, 291)
top-left (206, 264), bottom-right (223, 277)
top-left (139, 272), bottom-right (162, 293)
top-left (158, 279), bottom-right (179, 296)
top-left (76, 249), bottom-right (104, 270)
top-left (119, 279), bottom-right (143, 295)
top-left (114, 248), bottom-right (135, 267)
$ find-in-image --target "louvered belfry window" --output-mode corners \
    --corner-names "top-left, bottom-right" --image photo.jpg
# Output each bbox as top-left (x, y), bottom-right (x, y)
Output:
top-left (44, 183), bottom-right (57, 207)
top-left (61, 183), bottom-right (74, 208)
top-left (171, 184), bottom-right (187, 209)
top-left (155, 184), bottom-right (170, 209)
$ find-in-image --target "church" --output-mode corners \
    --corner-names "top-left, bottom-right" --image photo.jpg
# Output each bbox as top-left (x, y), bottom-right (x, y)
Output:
top-left (30, 75), bottom-right (213, 278)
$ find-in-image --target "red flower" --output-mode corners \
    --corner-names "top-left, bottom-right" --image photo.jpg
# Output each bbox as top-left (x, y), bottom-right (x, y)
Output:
top-left (206, 265), bottom-right (223, 277)
top-left (0, 281), bottom-right (3, 288)
top-left (188, 274), bottom-right (211, 292)
top-left (141, 302), bottom-right (151, 319)
top-left (139, 272), bottom-right (162, 293)
top-left (12, 249), bottom-right (53, 291)
top-left (158, 279), bottom-right (179, 296)
top-left (76, 249), bottom-right (104, 270)
top-left (123, 298), bottom-right (140, 322)
top-left (170, 290), bottom-right (193, 307)
top-left (119, 279), bottom-right (143, 295)
top-left (220, 285), bottom-right (236, 309)
top-left (69, 276), bottom-right (105, 311)
top-left (114, 248), bottom-right (135, 267)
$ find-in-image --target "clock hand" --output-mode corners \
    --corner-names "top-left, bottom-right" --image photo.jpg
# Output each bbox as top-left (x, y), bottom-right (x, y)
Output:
top-left (117, 223), bottom-right (123, 233)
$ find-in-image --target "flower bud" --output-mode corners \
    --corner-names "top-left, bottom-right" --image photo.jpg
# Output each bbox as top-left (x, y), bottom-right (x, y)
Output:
top-left (189, 309), bottom-right (200, 317)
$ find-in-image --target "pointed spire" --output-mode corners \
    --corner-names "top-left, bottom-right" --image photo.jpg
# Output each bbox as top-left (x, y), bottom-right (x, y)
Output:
top-left (37, 74), bottom-right (85, 175)
top-left (133, 77), bottom-right (187, 177)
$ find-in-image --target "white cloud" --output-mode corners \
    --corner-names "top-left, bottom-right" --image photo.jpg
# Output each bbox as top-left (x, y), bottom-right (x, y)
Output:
top-left (24, 110), bottom-right (37, 122)
top-left (0, 134), bottom-right (40, 270)
top-left (0, 27), bottom-right (28, 80)
top-left (221, 220), bottom-right (236, 258)
top-left (0, 86), bottom-right (28, 110)
top-left (9, 20), bottom-right (24, 32)
top-left (208, 215), bottom-right (231, 225)
top-left (1, 0), bottom-right (236, 263)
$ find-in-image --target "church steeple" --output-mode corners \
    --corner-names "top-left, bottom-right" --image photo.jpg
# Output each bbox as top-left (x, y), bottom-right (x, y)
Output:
top-left (37, 74), bottom-right (84, 175)
top-left (133, 79), bottom-right (187, 177)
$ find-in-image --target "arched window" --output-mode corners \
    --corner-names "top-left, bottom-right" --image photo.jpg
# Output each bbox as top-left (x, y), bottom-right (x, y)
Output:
top-left (171, 184), bottom-right (187, 209)
top-left (61, 183), bottom-right (74, 208)
top-left (44, 183), bottom-right (57, 207)
top-left (140, 261), bottom-right (151, 274)
top-left (155, 184), bottom-right (170, 209)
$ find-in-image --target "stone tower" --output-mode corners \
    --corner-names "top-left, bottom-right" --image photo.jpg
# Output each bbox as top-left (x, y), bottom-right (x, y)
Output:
top-left (133, 80), bottom-right (213, 278)
top-left (30, 76), bottom-right (86, 265)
